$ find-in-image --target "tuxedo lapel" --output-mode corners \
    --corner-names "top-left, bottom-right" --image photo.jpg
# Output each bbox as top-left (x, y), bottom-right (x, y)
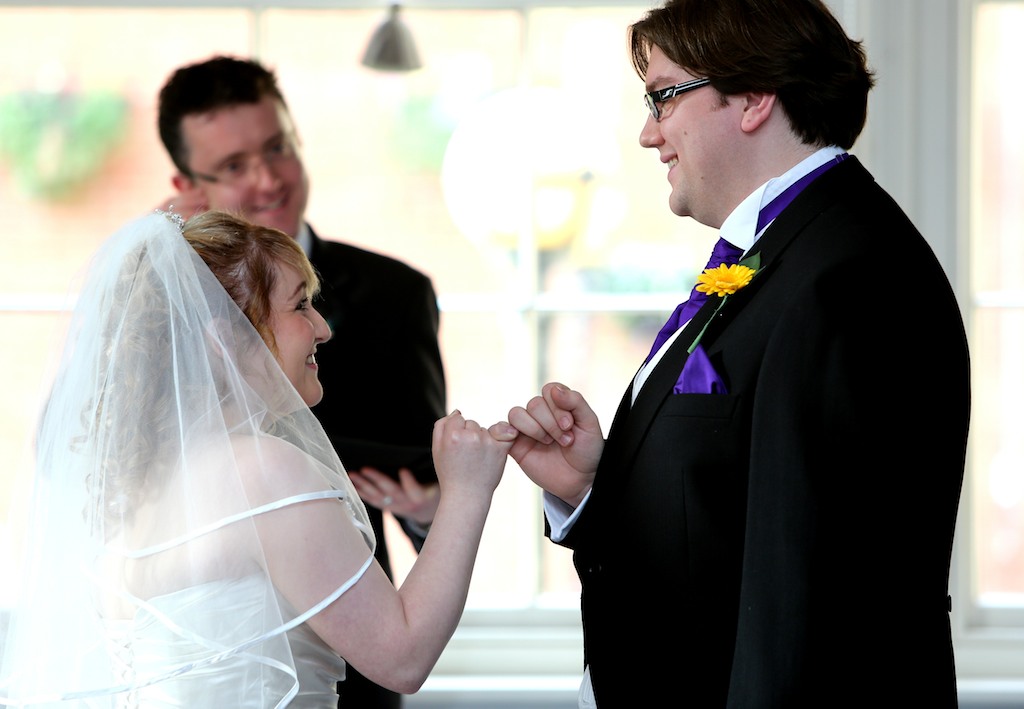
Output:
top-left (746, 155), bottom-right (866, 268)
top-left (601, 156), bottom-right (864, 475)
top-left (606, 296), bottom-right (721, 465)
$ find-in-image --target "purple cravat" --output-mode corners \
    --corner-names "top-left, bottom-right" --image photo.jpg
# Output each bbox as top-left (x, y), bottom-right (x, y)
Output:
top-left (645, 152), bottom-right (850, 367)
top-left (644, 237), bottom-right (744, 364)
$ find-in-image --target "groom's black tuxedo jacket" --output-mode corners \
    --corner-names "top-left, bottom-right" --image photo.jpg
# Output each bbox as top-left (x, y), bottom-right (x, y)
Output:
top-left (562, 158), bottom-right (969, 708)
top-left (307, 225), bottom-right (446, 708)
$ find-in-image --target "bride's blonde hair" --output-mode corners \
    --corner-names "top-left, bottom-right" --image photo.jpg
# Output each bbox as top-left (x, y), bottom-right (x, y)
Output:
top-left (183, 210), bottom-right (320, 354)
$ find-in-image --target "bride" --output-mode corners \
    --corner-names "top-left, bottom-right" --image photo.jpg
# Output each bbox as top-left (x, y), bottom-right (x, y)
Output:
top-left (0, 210), bottom-right (514, 707)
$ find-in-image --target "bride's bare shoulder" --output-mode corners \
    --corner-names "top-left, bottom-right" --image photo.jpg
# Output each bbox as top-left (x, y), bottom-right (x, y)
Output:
top-left (227, 433), bottom-right (328, 499)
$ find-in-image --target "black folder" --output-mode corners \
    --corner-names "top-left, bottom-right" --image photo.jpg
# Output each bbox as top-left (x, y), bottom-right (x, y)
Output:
top-left (333, 437), bottom-right (435, 484)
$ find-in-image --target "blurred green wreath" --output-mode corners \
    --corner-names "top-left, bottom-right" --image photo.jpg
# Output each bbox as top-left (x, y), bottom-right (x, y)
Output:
top-left (0, 90), bottom-right (127, 200)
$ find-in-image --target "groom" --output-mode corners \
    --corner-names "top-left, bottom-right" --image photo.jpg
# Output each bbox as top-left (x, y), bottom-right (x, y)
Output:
top-left (506, 0), bottom-right (970, 706)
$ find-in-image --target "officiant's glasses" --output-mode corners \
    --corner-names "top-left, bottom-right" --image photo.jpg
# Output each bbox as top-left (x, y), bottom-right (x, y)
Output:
top-left (189, 133), bottom-right (300, 186)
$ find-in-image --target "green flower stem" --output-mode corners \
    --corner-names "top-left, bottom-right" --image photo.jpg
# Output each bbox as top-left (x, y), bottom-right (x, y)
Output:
top-left (686, 251), bottom-right (760, 354)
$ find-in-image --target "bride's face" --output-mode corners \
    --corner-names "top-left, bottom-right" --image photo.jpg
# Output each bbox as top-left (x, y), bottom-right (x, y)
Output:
top-left (266, 263), bottom-right (331, 406)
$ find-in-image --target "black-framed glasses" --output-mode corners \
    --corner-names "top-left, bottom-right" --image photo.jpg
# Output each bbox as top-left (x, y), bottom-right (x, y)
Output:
top-left (644, 78), bottom-right (711, 121)
top-left (189, 134), bottom-right (300, 185)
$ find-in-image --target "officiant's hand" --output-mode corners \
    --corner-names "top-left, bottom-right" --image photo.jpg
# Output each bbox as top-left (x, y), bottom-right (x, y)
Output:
top-left (350, 466), bottom-right (440, 527)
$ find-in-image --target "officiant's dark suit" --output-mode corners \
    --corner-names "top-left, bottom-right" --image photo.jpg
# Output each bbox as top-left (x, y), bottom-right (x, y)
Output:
top-left (309, 223), bottom-right (446, 560)
top-left (567, 155), bottom-right (969, 708)
top-left (507, 2), bottom-right (970, 707)
top-left (307, 225), bottom-right (446, 709)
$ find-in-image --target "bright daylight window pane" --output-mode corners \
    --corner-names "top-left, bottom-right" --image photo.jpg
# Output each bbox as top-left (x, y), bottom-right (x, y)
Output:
top-left (0, 6), bottom-right (253, 606)
top-left (970, 1), bottom-right (1024, 605)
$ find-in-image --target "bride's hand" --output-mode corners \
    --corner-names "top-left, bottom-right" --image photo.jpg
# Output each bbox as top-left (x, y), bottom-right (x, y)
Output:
top-left (431, 410), bottom-right (515, 502)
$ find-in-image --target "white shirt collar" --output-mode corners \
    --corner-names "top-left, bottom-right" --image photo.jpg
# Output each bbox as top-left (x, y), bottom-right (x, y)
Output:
top-left (719, 145), bottom-right (845, 254)
top-left (296, 221), bottom-right (312, 257)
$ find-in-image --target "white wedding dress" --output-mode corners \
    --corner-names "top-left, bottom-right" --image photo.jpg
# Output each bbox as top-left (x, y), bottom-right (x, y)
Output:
top-left (104, 575), bottom-right (346, 708)
top-left (0, 213), bottom-right (376, 707)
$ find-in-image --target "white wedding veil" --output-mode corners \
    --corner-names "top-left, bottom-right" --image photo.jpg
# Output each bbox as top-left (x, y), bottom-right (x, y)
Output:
top-left (0, 212), bottom-right (375, 706)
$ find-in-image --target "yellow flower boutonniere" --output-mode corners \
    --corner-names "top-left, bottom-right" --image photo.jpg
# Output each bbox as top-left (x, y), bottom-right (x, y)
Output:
top-left (687, 252), bottom-right (761, 353)
top-left (696, 262), bottom-right (756, 297)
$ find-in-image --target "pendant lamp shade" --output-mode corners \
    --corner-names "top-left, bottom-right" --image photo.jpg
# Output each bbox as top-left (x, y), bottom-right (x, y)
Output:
top-left (361, 4), bottom-right (422, 72)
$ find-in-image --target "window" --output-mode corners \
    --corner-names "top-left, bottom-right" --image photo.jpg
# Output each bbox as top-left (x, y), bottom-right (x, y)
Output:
top-left (953, 1), bottom-right (1024, 694)
top-left (969, 0), bottom-right (1024, 611)
top-left (0, 1), bottom-right (1020, 704)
